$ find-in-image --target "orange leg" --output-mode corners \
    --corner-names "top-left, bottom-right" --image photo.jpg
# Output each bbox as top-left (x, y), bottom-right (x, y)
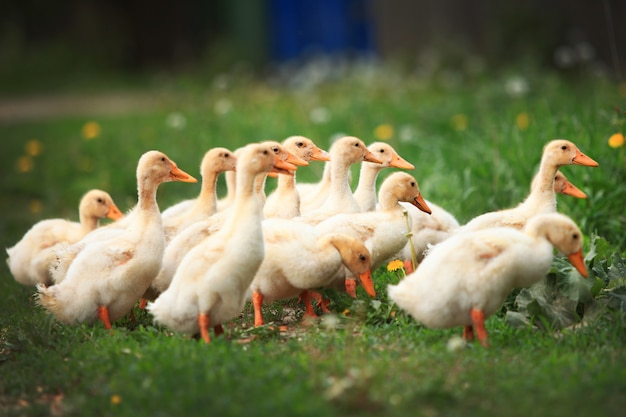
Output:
top-left (198, 313), bottom-right (211, 344)
top-left (310, 291), bottom-right (331, 314)
top-left (139, 298), bottom-right (148, 309)
top-left (252, 290), bottom-right (265, 327)
top-left (471, 308), bottom-right (489, 348)
top-left (345, 279), bottom-right (357, 298)
top-left (403, 258), bottom-right (415, 274)
top-left (299, 290), bottom-right (318, 320)
top-left (98, 306), bottom-right (112, 330)
top-left (214, 324), bottom-right (224, 337)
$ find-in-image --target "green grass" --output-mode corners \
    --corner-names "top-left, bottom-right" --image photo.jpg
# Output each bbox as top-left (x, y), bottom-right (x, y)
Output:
top-left (1, 61), bottom-right (626, 416)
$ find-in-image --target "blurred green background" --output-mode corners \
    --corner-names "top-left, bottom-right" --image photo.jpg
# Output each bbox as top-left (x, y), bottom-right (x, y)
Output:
top-left (1, 0), bottom-right (624, 93)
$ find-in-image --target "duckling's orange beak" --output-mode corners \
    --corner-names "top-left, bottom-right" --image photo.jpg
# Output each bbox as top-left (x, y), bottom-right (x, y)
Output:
top-left (567, 250), bottom-right (588, 278)
top-left (572, 149), bottom-right (599, 167)
top-left (310, 146), bottom-right (331, 162)
top-left (389, 153), bottom-right (415, 170)
top-left (169, 163), bottom-right (198, 183)
top-left (271, 158), bottom-right (297, 176)
top-left (286, 151), bottom-right (309, 167)
top-left (363, 149), bottom-right (383, 164)
top-left (357, 270), bottom-right (376, 297)
top-left (106, 203), bottom-right (124, 220)
top-left (560, 180), bottom-right (587, 199)
top-left (412, 193), bottom-right (432, 215)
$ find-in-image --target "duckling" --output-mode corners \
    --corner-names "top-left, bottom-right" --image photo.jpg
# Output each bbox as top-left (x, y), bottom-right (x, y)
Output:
top-left (6, 189), bottom-right (123, 286)
top-left (388, 212), bottom-right (588, 347)
top-left (36, 151), bottom-right (196, 329)
top-left (148, 143), bottom-right (297, 342)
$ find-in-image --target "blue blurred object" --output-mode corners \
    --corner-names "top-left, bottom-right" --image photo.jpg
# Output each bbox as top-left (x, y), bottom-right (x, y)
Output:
top-left (269, 0), bottom-right (374, 61)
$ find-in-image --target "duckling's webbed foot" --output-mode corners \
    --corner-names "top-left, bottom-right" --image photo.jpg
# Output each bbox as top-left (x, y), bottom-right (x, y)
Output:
top-left (310, 291), bottom-right (331, 314)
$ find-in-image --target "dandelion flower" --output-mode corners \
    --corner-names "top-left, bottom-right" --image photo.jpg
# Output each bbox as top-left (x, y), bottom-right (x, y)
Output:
top-left (387, 259), bottom-right (404, 272)
top-left (165, 112), bottom-right (186, 130)
top-left (82, 121), bottom-right (101, 140)
top-left (608, 132), bottom-right (625, 148)
top-left (398, 125), bottom-right (416, 143)
top-left (447, 335), bottom-right (466, 352)
top-left (25, 139), bottom-right (42, 156)
top-left (111, 395), bottom-right (121, 405)
top-left (214, 99), bottom-right (232, 116)
top-left (504, 76), bottom-right (529, 97)
top-left (516, 112), bottom-right (530, 131)
top-left (309, 107), bottom-right (331, 124)
top-left (374, 124), bottom-right (394, 140)
top-left (451, 114), bottom-right (468, 131)
top-left (17, 156), bottom-right (33, 173)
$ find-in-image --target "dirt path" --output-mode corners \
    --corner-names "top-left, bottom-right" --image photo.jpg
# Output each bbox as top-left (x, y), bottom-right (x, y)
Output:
top-left (0, 91), bottom-right (169, 123)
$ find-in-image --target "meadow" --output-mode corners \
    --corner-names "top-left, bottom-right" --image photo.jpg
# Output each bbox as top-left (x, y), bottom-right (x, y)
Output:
top-left (1, 59), bottom-right (625, 416)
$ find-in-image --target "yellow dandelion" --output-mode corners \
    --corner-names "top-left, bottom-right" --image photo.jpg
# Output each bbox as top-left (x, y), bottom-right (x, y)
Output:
top-left (515, 112), bottom-right (530, 131)
top-left (29, 200), bottom-right (42, 214)
top-left (111, 395), bottom-right (121, 405)
top-left (608, 132), bottom-right (625, 148)
top-left (82, 121), bottom-right (101, 140)
top-left (451, 114), bottom-right (468, 131)
top-left (374, 124), bottom-right (394, 140)
top-left (387, 259), bottom-right (404, 272)
top-left (25, 139), bottom-right (42, 156)
top-left (17, 156), bottom-right (33, 173)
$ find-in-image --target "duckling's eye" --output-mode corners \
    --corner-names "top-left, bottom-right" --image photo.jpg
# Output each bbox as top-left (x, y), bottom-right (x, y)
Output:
top-left (354, 142), bottom-right (360, 147)
top-left (411, 181), bottom-right (416, 187)
top-left (561, 145), bottom-right (567, 150)
top-left (97, 198), bottom-right (103, 203)
top-left (359, 254), bottom-right (367, 262)
top-left (263, 150), bottom-right (269, 155)
top-left (554, 176), bottom-right (558, 180)
top-left (572, 233), bottom-right (579, 240)
top-left (297, 142), bottom-right (304, 147)
top-left (161, 157), bottom-right (166, 162)
top-left (272, 147), bottom-right (279, 154)
top-left (379, 149), bottom-right (385, 153)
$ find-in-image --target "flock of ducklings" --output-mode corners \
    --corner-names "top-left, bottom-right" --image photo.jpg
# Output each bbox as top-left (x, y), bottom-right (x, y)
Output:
top-left (6, 136), bottom-right (599, 347)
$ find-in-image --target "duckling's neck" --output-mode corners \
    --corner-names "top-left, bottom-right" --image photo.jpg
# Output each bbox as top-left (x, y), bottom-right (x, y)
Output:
top-left (377, 190), bottom-right (401, 211)
top-left (521, 161), bottom-right (557, 213)
top-left (193, 170), bottom-right (220, 215)
top-left (277, 171), bottom-right (296, 192)
top-left (79, 213), bottom-right (100, 234)
top-left (137, 176), bottom-right (160, 213)
top-left (353, 163), bottom-right (381, 211)
top-left (329, 158), bottom-right (353, 197)
top-left (254, 174), bottom-right (268, 205)
top-left (226, 171), bottom-right (264, 231)
top-left (219, 170), bottom-right (237, 209)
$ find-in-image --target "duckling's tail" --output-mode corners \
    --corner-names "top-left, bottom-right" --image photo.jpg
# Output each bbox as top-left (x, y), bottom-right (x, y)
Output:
top-left (36, 284), bottom-right (76, 324)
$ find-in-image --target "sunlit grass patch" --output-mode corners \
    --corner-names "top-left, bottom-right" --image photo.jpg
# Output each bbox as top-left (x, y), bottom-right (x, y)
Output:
top-left (1, 62), bottom-right (625, 417)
